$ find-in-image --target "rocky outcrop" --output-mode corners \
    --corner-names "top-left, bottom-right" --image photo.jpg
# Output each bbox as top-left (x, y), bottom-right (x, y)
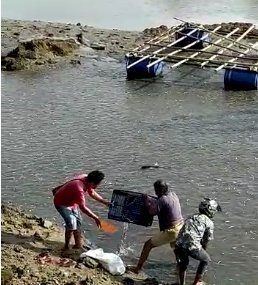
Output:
top-left (1, 37), bottom-right (80, 71)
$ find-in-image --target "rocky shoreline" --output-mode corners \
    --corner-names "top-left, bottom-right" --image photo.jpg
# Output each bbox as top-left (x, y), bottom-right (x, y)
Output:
top-left (1, 203), bottom-right (162, 285)
top-left (2, 19), bottom-right (258, 71)
top-left (1, 18), bottom-right (147, 71)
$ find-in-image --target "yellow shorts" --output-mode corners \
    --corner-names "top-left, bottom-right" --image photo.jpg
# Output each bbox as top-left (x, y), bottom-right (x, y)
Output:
top-left (150, 222), bottom-right (183, 248)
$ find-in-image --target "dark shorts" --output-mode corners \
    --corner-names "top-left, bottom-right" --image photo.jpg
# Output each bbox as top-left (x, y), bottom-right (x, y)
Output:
top-left (56, 206), bottom-right (82, 230)
top-left (174, 246), bottom-right (211, 275)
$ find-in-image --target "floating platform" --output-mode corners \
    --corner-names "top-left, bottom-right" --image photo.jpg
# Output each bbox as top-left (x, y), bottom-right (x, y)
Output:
top-left (126, 19), bottom-right (258, 90)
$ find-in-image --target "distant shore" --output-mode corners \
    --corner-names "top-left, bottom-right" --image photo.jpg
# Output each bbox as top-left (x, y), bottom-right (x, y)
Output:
top-left (1, 18), bottom-right (258, 71)
top-left (1, 18), bottom-right (148, 71)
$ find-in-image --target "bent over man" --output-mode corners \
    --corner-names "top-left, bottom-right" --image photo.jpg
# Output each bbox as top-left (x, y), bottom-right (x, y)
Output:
top-left (174, 198), bottom-right (222, 285)
top-left (132, 179), bottom-right (184, 273)
top-left (53, 170), bottom-right (110, 252)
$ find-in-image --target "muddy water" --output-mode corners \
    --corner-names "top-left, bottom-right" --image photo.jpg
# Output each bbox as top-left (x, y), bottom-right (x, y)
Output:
top-left (2, 57), bottom-right (258, 284)
top-left (2, 0), bottom-right (258, 30)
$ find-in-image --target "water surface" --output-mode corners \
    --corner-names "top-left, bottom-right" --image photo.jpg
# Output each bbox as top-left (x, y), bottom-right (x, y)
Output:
top-left (2, 0), bottom-right (258, 30)
top-left (1, 58), bottom-right (258, 284)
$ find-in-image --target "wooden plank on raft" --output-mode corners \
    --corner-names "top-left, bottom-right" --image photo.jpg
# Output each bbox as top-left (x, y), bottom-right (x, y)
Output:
top-left (170, 26), bottom-right (240, 69)
top-left (200, 25), bottom-right (256, 68)
top-left (147, 25), bottom-right (218, 68)
top-left (146, 47), bottom-right (257, 60)
top-left (126, 28), bottom-right (199, 70)
top-left (174, 17), bottom-right (258, 52)
top-left (216, 42), bottom-right (258, 71)
top-left (165, 54), bottom-right (257, 68)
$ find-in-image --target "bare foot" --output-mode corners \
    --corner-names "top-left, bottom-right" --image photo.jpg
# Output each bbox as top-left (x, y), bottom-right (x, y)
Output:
top-left (72, 245), bottom-right (84, 249)
top-left (60, 248), bottom-right (72, 257)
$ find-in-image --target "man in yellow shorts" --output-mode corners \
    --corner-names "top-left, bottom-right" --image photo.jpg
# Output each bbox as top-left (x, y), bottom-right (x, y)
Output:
top-left (132, 179), bottom-right (184, 274)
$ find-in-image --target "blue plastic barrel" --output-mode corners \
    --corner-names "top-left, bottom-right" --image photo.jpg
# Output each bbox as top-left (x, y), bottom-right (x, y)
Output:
top-left (125, 54), bottom-right (164, 80)
top-left (224, 68), bottom-right (258, 91)
top-left (175, 28), bottom-right (209, 49)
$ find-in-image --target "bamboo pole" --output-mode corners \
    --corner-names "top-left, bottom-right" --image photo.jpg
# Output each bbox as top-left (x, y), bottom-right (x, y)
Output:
top-left (200, 25), bottom-right (256, 68)
top-left (132, 25), bottom-right (183, 53)
top-left (126, 28), bottom-right (199, 70)
top-left (165, 54), bottom-right (256, 68)
top-left (216, 42), bottom-right (258, 71)
top-left (141, 45), bottom-right (257, 60)
top-left (170, 26), bottom-right (237, 69)
top-left (164, 58), bottom-right (224, 68)
top-left (174, 17), bottom-right (258, 52)
top-left (147, 26), bottom-right (217, 68)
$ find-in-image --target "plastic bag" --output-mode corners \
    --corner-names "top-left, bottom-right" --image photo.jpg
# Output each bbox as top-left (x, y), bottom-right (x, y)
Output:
top-left (80, 248), bottom-right (126, 275)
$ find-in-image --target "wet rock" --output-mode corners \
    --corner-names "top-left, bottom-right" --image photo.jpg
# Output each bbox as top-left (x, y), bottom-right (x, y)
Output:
top-left (70, 59), bottom-right (81, 65)
top-left (123, 277), bottom-right (135, 285)
top-left (33, 231), bottom-right (45, 241)
top-left (90, 42), bottom-right (106, 50)
top-left (12, 266), bottom-right (25, 278)
top-left (39, 218), bottom-right (53, 228)
top-left (13, 245), bottom-right (22, 253)
top-left (1, 56), bottom-right (25, 71)
top-left (35, 59), bottom-right (45, 65)
top-left (76, 32), bottom-right (90, 46)
top-left (142, 278), bottom-right (160, 285)
top-left (82, 256), bottom-right (99, 268)
top-left (75, 263), bottom-right (86, 269)
top-left (22, 221), bottom-right (34, 229)
top-left (79, 277), bottom-right (94, 285)
top-left (143, 25), bottom-right (168, 36)
top-left (1, 268), bottom-right (13, 285)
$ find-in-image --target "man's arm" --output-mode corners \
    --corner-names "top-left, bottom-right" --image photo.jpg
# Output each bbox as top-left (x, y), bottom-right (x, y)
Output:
top-left (201, 224), bottom-right (214, 250)
top-left (88, 189), bottom-right (110, 206)
top-left (76, 189), bottom-right (101, 227)
top-left (144, 195), bottom-right (158, 216)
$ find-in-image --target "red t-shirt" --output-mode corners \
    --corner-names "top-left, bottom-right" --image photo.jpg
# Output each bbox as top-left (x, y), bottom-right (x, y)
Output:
top-left (53, 174), bottom-right (93, 208)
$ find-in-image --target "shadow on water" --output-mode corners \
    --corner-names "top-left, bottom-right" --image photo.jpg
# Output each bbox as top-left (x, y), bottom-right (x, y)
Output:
top-left (124, 65), bottom-right (225, 92)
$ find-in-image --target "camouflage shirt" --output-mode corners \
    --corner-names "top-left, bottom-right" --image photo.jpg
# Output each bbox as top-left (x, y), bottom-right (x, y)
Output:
top-left (176, 213), bottom-right (214, 251)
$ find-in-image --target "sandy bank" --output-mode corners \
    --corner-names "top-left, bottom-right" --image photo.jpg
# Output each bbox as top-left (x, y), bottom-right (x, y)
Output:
top-left (1, 18), bottom-right (148, 71)
top-left (1, 203), bottom-right (163, 285)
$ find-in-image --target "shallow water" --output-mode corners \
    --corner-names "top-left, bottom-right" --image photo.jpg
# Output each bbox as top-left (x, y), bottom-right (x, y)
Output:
top-left (2, 57), bottom-right (258, 284)
top-left (2, 0), bottom-right (258, 30)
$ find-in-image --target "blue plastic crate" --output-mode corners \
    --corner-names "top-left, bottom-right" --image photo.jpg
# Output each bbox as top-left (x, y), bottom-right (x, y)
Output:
top-left (108, 190), bottom-right (156, 227)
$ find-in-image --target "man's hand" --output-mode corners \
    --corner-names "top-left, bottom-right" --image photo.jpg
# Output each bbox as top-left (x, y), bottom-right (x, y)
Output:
top-left (94, 217), bottom-right (101, 229)
top-left (103, 200), bottom-right (111, 207)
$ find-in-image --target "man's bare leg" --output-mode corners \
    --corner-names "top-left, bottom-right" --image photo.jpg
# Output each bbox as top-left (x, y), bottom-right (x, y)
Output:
top-left (63, 229), bottom-right (73, 250)
top-left (133, 239), bottom-right (155, 273)
top-left (179, 268), bottom-right (186, 285)
top-left (73, 230), bottom-right (83, 249)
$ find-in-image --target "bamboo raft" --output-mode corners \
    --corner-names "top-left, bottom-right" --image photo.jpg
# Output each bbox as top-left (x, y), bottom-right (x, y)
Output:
top-left (125, 18), bottom-right (258, 90)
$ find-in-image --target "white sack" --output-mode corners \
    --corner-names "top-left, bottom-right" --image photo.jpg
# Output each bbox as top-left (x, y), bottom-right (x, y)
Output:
top-left (80, 248), bottom-right (126, 275)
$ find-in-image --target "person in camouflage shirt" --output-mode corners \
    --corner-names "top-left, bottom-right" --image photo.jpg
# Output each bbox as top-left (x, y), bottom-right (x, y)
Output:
top-left (174, 198), bottom-right (222, 285)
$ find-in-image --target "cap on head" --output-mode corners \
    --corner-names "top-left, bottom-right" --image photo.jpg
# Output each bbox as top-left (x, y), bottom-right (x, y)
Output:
top-left (87, 170), bottom-right (105, 185)
top-left (199, 198), bottom-right (222, 218)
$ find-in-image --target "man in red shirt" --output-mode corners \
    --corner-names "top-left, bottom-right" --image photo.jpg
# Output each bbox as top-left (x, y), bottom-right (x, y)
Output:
top-left (53, 170), bottom-right (110, 252)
